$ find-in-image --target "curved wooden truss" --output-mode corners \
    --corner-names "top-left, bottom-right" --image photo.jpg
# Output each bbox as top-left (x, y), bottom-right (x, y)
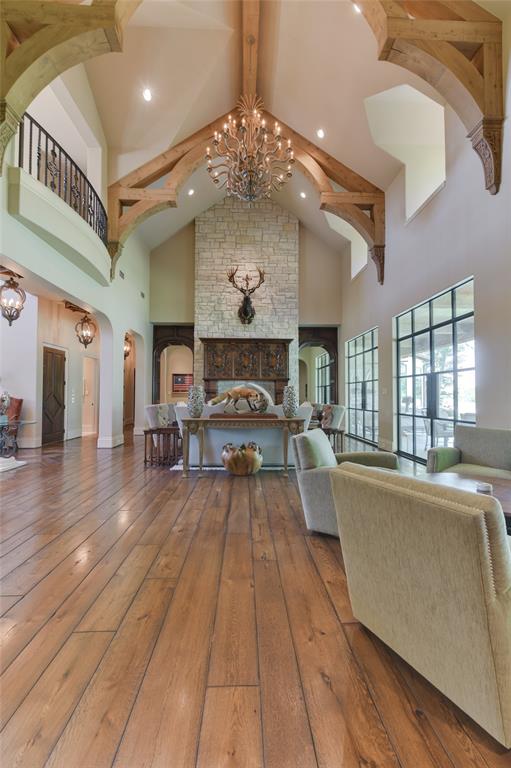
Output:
top-left (356, 0), bottom-right (503, 194)
top-left (0, 0), bottom-right (140, 170)
top-left (107, 114), bottom-right (387, 284)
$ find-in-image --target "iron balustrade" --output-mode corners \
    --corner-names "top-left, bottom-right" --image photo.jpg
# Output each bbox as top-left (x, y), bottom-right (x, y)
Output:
top-left (17, 113), bottom-right (108, 246)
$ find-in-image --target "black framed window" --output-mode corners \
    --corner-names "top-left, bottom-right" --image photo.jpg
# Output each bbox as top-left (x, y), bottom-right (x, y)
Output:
top-left (346, 328), bottom-right (379, 445)
top-left (396, 278), bottom-right (475, 462)
top-left (315, 352), bottom-right (332, 404)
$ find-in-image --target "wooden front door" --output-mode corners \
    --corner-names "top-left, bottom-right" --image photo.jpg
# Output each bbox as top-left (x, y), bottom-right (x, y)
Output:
top-left (42, 347), bottom-right (66, 445)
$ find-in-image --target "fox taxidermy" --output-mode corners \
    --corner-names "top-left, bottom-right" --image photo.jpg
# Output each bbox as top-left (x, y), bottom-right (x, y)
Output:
top-left (211, 386), bottom-right (267, 412)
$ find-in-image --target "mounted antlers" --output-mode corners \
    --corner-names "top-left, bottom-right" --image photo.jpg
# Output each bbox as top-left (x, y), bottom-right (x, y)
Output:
top-left (227, 266), bottom-right (265, 324)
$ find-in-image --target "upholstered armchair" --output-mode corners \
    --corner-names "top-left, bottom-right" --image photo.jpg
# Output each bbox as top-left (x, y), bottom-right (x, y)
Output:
top-left (145, 403), bottom-right (177, 430)
top-left (291, 428), bottom-right (399, 536)
top-left (427, 424), bottom-right (511, 479)
top-left (331, 462), bottom-right (511, 748)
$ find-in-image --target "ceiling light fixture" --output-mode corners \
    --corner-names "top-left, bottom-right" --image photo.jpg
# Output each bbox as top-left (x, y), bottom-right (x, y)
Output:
top-left (0, 270), bottom-right (26, 326)
top-left (206, 95), bottom-right (294, 202)
top-left (316, 128), bottom-right (325, 139)
top-left (300, 192), bottom-right (307, 199)
top-left (187, 189), bottom-right (195, 196)
top-left (142, 88), bottom-right (152, 102)
top-left (353, 3), bottom-right (362, 13)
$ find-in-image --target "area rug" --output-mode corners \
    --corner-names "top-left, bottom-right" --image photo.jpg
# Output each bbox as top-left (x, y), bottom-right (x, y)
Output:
top-left (169, 460), bottom-right (282, 472)
top-left (0, 456), bottom-right (27, 473)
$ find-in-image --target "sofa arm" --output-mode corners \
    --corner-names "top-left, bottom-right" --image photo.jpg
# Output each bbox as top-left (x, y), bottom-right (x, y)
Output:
top-left (426, 447), bottom-right (461, 473)
top-left (335, 451), bottom-right (399, 470)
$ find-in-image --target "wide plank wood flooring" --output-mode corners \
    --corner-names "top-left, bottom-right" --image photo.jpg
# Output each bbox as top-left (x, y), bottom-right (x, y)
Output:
top-left (1, 437), bottom-right (510, 767)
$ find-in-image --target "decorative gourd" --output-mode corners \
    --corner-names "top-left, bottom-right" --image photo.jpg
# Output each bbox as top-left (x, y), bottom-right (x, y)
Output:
top-left (221, 442), bottom-right (263, 475)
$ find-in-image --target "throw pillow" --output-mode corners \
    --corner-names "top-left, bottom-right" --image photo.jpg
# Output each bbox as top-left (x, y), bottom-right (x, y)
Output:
top-left (157, 404), bottom-right (170, 427)
top-left (321, 404), bottom-right (333, 429)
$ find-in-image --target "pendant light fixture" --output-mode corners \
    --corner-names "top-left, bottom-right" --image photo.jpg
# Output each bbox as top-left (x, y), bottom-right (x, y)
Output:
top-left (64, 301), bottom-right (97, 348)
top-left (0, 269), bottom-right (26, 326)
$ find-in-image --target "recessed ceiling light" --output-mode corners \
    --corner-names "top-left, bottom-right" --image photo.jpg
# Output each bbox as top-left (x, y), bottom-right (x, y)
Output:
top-left (142, 88), bottom-right (152, 102)
top-left (187, 189), bottom-right (195, 196)
top-left (300, 191), bottom-right (307, 199)
top-left (316, 128), bottom-right (325, 139)
top-left (353, 3), bottom-right (362, 13)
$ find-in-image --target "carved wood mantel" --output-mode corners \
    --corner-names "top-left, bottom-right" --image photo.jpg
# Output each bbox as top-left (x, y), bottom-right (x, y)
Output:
top-left (200, 337), bottom-right (292, 404)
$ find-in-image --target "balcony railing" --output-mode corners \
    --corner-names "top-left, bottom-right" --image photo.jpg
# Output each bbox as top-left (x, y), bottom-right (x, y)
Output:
top-left (17, 113), bottom-right (108, 246)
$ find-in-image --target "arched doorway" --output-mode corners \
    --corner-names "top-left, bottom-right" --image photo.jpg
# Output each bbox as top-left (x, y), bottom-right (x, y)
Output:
top-left (299, 327), bottom-right (338, 404)
top-left (159, 345), bottom-right (193, 403)
top-left (299, 345), bottom-right (334, 404)
top-left (152, 325), bottom-right (194, 403)
top-left (123, 331), bottom-right (136, 437)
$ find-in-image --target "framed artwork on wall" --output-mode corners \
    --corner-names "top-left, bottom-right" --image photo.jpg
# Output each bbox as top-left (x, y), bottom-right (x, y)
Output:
top-left (172, 373), bottom-right (193, 393)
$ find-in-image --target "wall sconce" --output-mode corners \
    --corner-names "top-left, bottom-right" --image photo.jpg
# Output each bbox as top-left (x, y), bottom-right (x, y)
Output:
top-left (65, 301), bottom-right (97, 348)
top-left (124, 333), bottom-right (132, 359)
top-left (0, 269), bottom-right (26, 326)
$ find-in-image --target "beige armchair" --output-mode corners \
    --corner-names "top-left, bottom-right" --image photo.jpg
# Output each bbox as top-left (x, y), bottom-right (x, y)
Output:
top-left (331, 462), bottom-right (511, 748)
top-left (291, 428), bottom-right (399, 536)
top-left (427, 424), bottom-right (511, 479)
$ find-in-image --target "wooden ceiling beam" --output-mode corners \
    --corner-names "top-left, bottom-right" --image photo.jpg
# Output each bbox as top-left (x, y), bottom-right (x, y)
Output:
top-left (265, 111), bottom-right (382, 194)
top-left (108, 111), bottom-right (387, 285)
top-left (356, 0), bottom-right (503, 194)
top-left (385, 18), bottom-right (501, 44)
top-left (117, 187), bottom-right (178, 205)
top-left (242, 0), bottom-right (260, 96)
top-left (320, 191), bottom-right (385, 208)
top-left (111, 110), bottom-right (233, 189)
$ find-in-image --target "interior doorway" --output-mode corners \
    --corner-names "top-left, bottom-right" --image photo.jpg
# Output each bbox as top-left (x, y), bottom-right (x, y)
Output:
top-left (42, 346), bottom-right (66, 445)
top-left (299, 327), bottom-right (338, 404)
top-left (123, 333), bottom-right (136, 435)
top-left (159, 345), bottom-right (194, 403)
top-left (82, 357), bottom-right (98, 436)
top-left (298, 346), bottom-right (333, 404)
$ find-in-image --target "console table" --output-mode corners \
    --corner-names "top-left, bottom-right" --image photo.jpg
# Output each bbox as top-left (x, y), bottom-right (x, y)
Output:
top-left (181, 416), bottom-right (305, 477)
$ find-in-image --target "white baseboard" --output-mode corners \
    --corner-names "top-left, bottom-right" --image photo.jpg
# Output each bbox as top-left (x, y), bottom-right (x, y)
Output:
top-left (82, 430), bottom-right (97, 437)
top-left (97, 434), bottom-right (125, 449)
top-left (133, 427), bottom-right (144, 436)
top-left (18, 436), bottom-right (41, 449)
top-left (66, 428), bottom-right (83, 441)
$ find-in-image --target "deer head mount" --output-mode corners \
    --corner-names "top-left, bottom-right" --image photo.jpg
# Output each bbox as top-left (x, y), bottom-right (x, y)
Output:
top-left (227, 266), bottom-right (265, 325)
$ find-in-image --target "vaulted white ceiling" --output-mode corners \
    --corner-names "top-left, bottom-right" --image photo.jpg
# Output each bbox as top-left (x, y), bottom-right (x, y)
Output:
top-left (84, 0), bottom-right (448, 253)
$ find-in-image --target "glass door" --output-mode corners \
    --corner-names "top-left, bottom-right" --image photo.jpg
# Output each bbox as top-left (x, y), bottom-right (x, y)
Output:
top-left (396, 279), bottom-right (475, 461)
top-left (346, 328), bottom-right (379, 445)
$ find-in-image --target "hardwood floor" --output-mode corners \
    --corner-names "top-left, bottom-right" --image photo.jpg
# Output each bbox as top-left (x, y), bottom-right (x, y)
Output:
top-left (1, 437), bottom-right (510, 767)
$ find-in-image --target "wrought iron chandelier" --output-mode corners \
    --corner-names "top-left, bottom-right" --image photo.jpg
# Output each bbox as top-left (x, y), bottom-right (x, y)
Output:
top-left (206, 95), bottom-right (294, 202)
top-left (0, 272), bottom-right (26, 326)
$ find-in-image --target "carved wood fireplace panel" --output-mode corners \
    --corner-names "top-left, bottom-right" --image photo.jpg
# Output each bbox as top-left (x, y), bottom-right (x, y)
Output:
top-left (200, 337), bottom-right (292, 403)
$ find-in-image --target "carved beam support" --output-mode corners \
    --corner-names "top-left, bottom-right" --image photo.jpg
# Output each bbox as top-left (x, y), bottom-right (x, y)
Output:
top-left (370, 246), bottom-right (385, 285)
top-left (468, 117), bottom-right (503, 195)
top-left (356, 0), bottom-right (503, 194)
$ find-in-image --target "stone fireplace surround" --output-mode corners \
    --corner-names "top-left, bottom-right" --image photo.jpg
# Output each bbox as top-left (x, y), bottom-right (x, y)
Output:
top-left (194, 196), bottom-right (299, 394)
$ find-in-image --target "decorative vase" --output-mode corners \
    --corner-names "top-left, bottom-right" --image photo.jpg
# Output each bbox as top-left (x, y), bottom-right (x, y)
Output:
top-left (187, 385), bottom-right (205, 418)
top-left (282, 384), bottom-right (298, 418)
top-left (221, 442), bottom-right (263, 475)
